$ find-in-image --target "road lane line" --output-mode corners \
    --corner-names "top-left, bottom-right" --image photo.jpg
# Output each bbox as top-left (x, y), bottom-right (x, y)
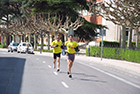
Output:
top-left (48, 65), bottom-right (52, 68)
top-left (36, 58), bottom-right (39, 60)
top-left (43, 61), bottom-right (46, 63)
top-left (77, 61), bottom-right (140, 89)
top-left (61, 82), bottom-right (69, 88)
top-left (54, 72), bottom-right (58, 75)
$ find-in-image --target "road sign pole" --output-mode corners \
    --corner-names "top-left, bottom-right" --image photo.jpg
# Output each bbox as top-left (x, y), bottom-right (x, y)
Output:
top-left (101, 29), bottom-right (103, 61)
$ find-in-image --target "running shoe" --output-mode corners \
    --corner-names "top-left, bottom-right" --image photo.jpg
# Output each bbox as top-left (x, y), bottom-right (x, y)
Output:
top-left (67, 72), bottom-right (69, 74)
top-left (57, 69), bottom-right (60, 72)
top-left (69, 73), bottom-right (72, 78)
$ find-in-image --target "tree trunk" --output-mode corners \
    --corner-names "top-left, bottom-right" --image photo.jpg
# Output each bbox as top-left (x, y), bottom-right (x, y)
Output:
top-left (6, 34), bottom-right (10, 47)
top-left (22, 35), bottom-right (25, 42)
top-left (1, 35), bottom-right (4, 45)
top-left (127, 28), bottom-right (132, 49)
top-left (23, 35), bottom-right (26, 42)
top-left (34, 34), bottom-right (37, 49)
top-left (19, 35), bottom-right (21, 43)
top-left (6, 14), bottom-right (9, 47)
top-left (120, 25), bottom-right (126, 48)
top-left (136, 28), bottom-right (139, 49)
top-left (28, 33), bottom-right (31, 43)
top-left (48, 33), bottom-right (50, 50)
top-left (13, 35), bottom-right (15, 42)
top-left (41, 36), bottom-right (43, 49)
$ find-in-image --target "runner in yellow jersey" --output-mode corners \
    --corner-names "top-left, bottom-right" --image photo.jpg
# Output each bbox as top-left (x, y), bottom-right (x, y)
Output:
top-left (65, 35), bottom-right (79, 78)
top-left (51, 35), bottom-right (62, 72)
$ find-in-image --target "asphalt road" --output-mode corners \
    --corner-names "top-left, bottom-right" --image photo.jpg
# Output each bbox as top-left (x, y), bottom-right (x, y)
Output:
top-left (0, 50), bottom-right (140, 94)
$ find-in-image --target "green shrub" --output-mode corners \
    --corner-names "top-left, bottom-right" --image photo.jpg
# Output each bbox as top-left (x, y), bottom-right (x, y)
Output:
top-left (0, 45), bottom-right (6, 48)
top-left (100, 41), bottom-right (140, 48)
top-left (34, 49), bottom-right (53, 52)
top-left (38, 43), bottom-right (47, 46)
top-left (86, 46), bottom-right (140, 63)
top-left (100, 41), bottom-right (120, 47)
top-left (41, 49), bottom-right (53, 52)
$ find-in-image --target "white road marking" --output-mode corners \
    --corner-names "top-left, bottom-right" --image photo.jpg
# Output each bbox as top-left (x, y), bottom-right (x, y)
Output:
top-left (54, 71), bottom-right (58, 75)
top-left (36, 58), bottom-right (39, 60)
top-left (48, 65), bottom-right (52, 68)
top-left (61, 82), bottom-right (69, 88)
top-left (77, 61), bottom-right (140, 89)
top-left (43, 61), bottom-right (46, 63)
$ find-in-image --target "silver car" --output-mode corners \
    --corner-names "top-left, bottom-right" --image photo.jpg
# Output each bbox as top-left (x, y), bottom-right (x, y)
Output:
top-left (8, 42), bottom-right (19, 52)
top-left (17, 42), bottom-right (34, 53)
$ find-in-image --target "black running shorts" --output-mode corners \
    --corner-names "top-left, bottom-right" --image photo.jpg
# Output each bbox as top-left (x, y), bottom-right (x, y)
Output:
top-left (53, 53), bottom-right (61, 59)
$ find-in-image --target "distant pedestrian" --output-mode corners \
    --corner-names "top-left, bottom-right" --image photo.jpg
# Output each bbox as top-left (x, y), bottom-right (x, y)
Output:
top-left (65, 35), bottom-right (79, 78)
top-left (51, 34), bottom-right (62, 72)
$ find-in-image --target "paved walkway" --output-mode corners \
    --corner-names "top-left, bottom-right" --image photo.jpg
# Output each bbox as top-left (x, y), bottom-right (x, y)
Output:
top-left (0, 48), bottom-right (140, 75)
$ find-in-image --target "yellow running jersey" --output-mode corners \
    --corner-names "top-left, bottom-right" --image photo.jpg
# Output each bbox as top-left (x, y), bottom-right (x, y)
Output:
top-left (65, 41), bottom-right (78, 54)
top-left (51, 40), bottom-right (62, 53)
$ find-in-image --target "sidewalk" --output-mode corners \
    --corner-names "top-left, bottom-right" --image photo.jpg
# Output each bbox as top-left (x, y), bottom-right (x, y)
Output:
top-left (75, 55), bottom-right (140, 75)
top-left (0, 48), bottom-right (140, 75)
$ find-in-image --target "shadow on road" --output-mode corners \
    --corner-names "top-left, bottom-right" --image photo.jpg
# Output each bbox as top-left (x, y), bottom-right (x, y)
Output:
top-left (0, 57), bottom-right (26, 94)
top-left (71, 72), bottom-right (106, 83)
top-left (59, 71), bottom-right (106, 83)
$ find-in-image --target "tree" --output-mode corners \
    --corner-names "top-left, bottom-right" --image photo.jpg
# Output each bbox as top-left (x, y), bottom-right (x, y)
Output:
top-left (88, 0), bottom-right (140, 48)
top-left (75, 20), bottom-right (105, 42)
top-left (0, 0), bottom-right (21, 46)
top-left (11, 0), bottom-right (106, 44)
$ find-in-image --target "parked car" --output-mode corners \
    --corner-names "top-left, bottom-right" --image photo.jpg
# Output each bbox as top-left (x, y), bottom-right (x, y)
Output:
top-left (17, 42), bottom-right (34, 53)
top-left (8, 42), bottom-right (19, 52)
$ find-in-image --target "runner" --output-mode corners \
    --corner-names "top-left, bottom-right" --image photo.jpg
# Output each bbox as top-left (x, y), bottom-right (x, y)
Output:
top-left (65, 35), bottom-right (79, 78)
top-left (51, 34), bottom-right (62, 72)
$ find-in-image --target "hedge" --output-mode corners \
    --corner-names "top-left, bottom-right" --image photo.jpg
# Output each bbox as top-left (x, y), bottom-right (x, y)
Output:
top-left (100, 41), bottom-right (140, 48)
top-left (34, 49), bottom-right (53, 53)
top-left (38, 43), bottom-right (47, 46)
top-left (0, 45), bottom-right (6, 48)
top-left (86, 46), bottom-right (140, 63)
